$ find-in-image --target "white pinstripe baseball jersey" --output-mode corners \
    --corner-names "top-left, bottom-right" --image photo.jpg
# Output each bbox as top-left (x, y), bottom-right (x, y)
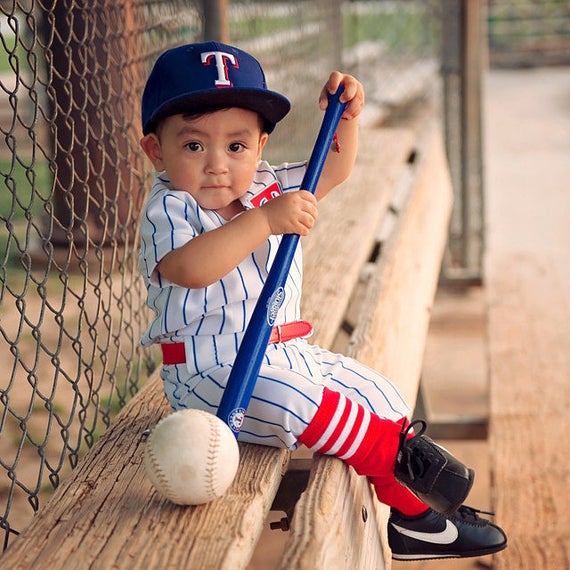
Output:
top-left (139, 160), bottom-right (305, 345)
top-left (139, 160), bottom-right (410, 449)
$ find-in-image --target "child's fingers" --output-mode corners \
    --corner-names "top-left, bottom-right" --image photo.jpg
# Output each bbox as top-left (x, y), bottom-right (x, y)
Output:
top-left (342, 89), bottom-right (365, 119)
top-left (297, 190), bottom-right (319, 212)
top-left (319, 71), bottom-right (343, 110)
top-left (319, 72), bottom-right (364, 117)
top-left (291, 191), bottom-right (318, 234)
top-left (263, 191), bottom-right (318, 235)
top-left (327, 71), bottom-right (344, 93)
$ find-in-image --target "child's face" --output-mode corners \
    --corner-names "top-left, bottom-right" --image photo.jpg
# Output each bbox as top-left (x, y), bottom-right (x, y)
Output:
top-left (141, 107), bottom-right (268, 218)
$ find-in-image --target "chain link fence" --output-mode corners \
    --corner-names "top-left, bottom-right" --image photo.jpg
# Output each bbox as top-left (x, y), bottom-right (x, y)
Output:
top-left (0, 0), bottom-right (444, 549)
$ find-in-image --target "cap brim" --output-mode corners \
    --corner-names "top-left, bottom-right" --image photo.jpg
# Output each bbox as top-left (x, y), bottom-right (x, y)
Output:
top-left (145, 88), bottom-right (290, 134)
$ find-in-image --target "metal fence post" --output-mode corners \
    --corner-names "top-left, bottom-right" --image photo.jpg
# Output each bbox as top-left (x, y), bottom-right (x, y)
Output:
top-left (441, 0), bottom-right (485, 283)
top-left (45, 0), bottom-right (145, 257)
top-left (203, 0), bottom-right (229, 42)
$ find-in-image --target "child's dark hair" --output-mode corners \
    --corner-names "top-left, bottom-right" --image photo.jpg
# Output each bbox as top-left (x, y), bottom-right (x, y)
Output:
top-left (151, 104), bottom-right (268, 138)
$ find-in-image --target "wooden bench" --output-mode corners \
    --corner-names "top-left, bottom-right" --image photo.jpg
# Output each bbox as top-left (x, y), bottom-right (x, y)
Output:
top-left (0, 107), bottom-right (453, 569)
top-left (486, 253), bottom-right (570, 570)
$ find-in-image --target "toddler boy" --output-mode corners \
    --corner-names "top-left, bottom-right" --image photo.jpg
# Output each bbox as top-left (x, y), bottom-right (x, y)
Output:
top-left (138, 41), bottom-right (507, 561)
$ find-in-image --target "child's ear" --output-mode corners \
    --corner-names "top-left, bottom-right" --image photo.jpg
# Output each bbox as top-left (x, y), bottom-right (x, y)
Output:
top-left (140, 133), bottom-right (163, 170)
top-left (257, 132), bottom-right (269, 160)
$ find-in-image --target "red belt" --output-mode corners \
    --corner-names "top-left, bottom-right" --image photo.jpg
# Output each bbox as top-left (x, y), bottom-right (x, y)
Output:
top-left (161, 320), bottom-right (313, 365)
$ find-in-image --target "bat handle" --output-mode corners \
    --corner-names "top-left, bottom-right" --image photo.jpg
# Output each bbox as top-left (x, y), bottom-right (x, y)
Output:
top-left (302, 87), bottom-right (347, 197)
top-left (217, 87), bottom-right (347, 436)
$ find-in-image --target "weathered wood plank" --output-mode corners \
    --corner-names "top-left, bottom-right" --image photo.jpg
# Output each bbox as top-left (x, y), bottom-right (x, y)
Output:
top-left (301, 127), bottom-right (416, 349)
top-left (279, 121), bottom-right (454, 569)
top-left (352, 121), bottom-right (453, 407)
top-left (486, 253), bottom-right (570, 570)
top-left (278, 456), bottom-right (387, 569)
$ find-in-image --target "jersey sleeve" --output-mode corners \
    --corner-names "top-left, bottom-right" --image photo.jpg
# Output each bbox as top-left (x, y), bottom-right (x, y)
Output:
top-left (275, 161), bottom-right (307, 193)
top-left (139, 190), bottom-right (198, 287)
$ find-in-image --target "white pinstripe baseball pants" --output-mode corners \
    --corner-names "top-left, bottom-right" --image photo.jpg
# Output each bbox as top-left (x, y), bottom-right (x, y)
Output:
top-left (160, 335), bottom-right (411, 449)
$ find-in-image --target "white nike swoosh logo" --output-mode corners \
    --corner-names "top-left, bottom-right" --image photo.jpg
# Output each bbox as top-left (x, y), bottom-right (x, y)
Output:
top-left (391, 520), bottom-right (459, 545)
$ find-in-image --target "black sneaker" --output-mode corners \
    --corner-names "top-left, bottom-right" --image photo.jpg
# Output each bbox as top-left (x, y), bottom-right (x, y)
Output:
top-left (394, 420), bottom-right (474, 514)
top-left (388, 506), bottom-right (508, 561)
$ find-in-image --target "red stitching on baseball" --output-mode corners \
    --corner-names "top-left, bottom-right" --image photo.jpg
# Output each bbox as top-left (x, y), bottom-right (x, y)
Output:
top-left (205, 410), bottom-right (220, 500)
top-left (146, 427), bottom-right (176, 501)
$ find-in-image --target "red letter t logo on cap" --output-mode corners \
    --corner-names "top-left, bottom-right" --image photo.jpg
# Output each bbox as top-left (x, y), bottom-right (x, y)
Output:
top-left (201, 51), bottom-right (238, 87)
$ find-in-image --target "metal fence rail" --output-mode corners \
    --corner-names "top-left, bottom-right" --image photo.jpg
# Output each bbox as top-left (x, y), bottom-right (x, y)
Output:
top-left (0, 0), bottom-right (443, 549)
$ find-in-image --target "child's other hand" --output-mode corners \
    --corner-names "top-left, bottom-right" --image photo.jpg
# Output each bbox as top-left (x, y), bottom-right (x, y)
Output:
top-left (260, 191), bottom-right (318, 236)
top-left (319, 71), bottom-right (365, 120)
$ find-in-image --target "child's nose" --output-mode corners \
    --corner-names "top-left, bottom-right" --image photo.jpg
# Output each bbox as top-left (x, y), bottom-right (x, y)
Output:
top-left (205, 149), bottom-right (229, 174)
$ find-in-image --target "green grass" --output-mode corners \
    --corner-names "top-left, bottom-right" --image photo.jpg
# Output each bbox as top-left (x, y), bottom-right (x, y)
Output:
top-left (0, 158), bottom-right (52, 268)
top-left (0, 23), bottom-right (17, 73)
top-left (344, 10), bottom-right (438, 53)
top-left (0, 17), bottom-right (38, 75)
top-left (230, 14), bottom-right (294, 40)
top-left (0, 158), bottom-right (51, 216)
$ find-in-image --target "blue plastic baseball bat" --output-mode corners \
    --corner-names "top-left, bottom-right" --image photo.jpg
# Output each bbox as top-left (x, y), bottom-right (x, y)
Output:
top-left (217, 87), bottom-right (347, 436)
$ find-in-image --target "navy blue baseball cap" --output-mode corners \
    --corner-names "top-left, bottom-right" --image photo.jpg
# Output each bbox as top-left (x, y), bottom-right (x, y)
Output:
top-left (141, 42), bottom-right (291, 135)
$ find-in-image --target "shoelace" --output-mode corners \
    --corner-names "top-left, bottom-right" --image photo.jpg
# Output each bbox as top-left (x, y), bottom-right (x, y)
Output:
top-left (398, 419), bottom-right (428, 481)
top-left (455, 505), bottom-right (495, 521)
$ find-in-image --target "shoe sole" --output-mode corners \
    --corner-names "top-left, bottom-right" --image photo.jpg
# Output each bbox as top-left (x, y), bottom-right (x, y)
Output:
top-left (391, 541), bottom-right (507, 561)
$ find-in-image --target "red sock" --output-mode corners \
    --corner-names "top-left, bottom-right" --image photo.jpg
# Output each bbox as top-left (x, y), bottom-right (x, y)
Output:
top-left (370, 474), bottom-right (428, 516)
top-left (298, 388), bottom-right (428, 516)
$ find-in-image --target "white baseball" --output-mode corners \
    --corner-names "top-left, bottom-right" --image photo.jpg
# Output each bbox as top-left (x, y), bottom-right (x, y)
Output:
top-left (144, 409), bottom-right (240, 505)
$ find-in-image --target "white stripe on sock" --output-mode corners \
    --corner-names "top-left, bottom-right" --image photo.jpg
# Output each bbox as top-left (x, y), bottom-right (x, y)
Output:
top-left (326, 398), bottom-right (359, 456)
top-left (310, 393), bottom-right (347, 452)
top-left (338, 408), bottom-right (372, 461)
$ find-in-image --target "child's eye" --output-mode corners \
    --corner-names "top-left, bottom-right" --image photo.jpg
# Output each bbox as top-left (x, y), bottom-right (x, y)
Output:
top-left (228, 142), bottom-right (245, 153)
top-left (185, 141), bottom-right (203, 152)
